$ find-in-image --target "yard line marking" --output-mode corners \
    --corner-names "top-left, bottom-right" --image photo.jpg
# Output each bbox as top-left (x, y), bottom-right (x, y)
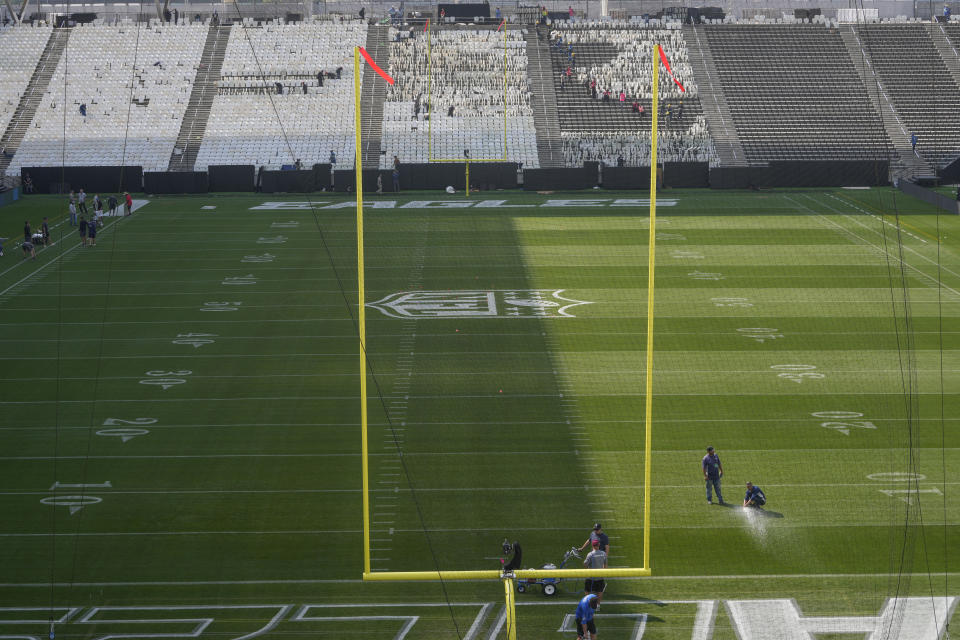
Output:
top-left (4, 452), bottom-right (960, 463)
top-left (801, 193), bottom-right (960, 296)
top-left (4, 387), bottom-right (954, 405)
top-left (0, 210), bottom-right (138, 298)
top-left (465, 603), bottom-right (495, 640)
top-left (6, 573), bottom-right (960, 587)
top-left (2, 364), bottom-right (958, 379)
top-left (486, 607), bottom-right (506, 640)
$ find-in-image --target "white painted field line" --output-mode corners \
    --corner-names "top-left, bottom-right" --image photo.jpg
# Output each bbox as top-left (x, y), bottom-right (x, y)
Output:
top-left (8, 364), bottom-right (959, 379)
top-left (7, 416), bottom-right (950, 433)
top-left (5, 479), bottom-right (954, 493)
top-left (4, 305), bottom-right (958, 328)
top-left (0, 209), bottom-right (139, 298)
top-left (1, 387), bottom-right (956, 406)
top-left (802, 193), bottom-right (960, 296)
top-left (0, 204), bottom-right (118, 281)
top-left (4, 327), bottom-right (952, 343)
top-left (4, 572), bottom-right (960, 588)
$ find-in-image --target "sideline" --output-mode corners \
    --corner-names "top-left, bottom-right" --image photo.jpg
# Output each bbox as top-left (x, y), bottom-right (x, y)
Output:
top-left (0, 200), bottom-right (149, 293)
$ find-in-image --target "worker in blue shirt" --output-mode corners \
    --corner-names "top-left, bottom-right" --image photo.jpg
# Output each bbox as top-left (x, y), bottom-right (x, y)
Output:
top-left (574, 592), bottom-right (599, 640)
top-left (743, 482), bottom-right (766, 508)
top-left (702, 446), bottom-right (724, 505)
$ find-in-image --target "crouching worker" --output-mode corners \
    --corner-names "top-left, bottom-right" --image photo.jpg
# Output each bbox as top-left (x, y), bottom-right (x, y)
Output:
top-left (575, 593), bottom-right (599, 640)
top-left (743, 481), bottom-right (766, 508)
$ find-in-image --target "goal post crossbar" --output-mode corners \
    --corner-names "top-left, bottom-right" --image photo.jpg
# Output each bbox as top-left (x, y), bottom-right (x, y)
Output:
top-left (363, 568), bottom-right (652, 582)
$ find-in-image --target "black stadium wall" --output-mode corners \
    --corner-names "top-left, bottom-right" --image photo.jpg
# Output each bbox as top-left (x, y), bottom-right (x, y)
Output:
top-left (208, 165), bottom-right (256, 192)
top-left (23, 166), bottom-right (142, 194)
top-left (23, 162), bottom-right (888, 195)
top-left (261, 164), bottom-right (332, 192)
top-left (602, 163), bottom-right (710, 189)
top-left (709, 161), bottom-right (889, 189)
top-left (144, 171), bottom-right (209, 194)
top-left (334, 163), bottom-right (517, 192)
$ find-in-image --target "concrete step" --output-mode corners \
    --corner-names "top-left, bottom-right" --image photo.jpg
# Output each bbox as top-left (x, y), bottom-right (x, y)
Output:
top-left (169, 23), bottom-right (232, 171)
top-left (838, 25), bottom-right (934, 182)
top-left (682, 24), bottom-right (749, 167)
top-left (0, 26), bottom-right (72, 176)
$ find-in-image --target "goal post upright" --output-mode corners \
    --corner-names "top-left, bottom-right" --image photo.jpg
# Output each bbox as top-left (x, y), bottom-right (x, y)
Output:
top-left (354, 45), bottom-right (371, 578)
top-left (643, 44), bottom-right (660, 572)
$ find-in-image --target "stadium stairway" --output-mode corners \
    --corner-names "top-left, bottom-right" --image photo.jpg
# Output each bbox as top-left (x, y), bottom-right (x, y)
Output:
top-left (360, 25), bottom-right (389, 169)
top-left (525, 27), bottom-right (564, 168)
top-left (168, 23), bottom-right (231, 172)
top-left (683, 24), bottom-right (748, 167)
top-left (0, 26), bottom-right (71, 177)
top-left (924, 23), bottom-right (960, 87)
top-left (840, 25), bottom-right (938, 181)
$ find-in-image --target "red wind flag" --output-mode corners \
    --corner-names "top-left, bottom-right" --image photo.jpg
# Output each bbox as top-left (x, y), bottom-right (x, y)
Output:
top-left (497, 18), bottom-right (505, 31)
top-left (358, 46), bottom-right (394, 85)
top-left (657, 46), bottom-right (685, 93)
top-left (424, 18), bottom-right (430, 32)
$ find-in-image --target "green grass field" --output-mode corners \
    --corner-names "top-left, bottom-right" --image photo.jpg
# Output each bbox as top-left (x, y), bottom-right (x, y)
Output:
top-left (0, 187), bottom-right (957, 639)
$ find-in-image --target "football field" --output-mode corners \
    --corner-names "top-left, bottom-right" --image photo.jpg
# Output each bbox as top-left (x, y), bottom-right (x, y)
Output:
top-left (0, 187), bottom-right (957, 639)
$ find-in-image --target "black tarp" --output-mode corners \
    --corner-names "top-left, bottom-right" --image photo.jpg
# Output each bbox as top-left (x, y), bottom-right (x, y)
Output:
top-left (144, 171), bottom-right (209, 194)
top-left (23, 166), bottom-right (142, 194)
top-left (208, 165), bottom-right (255, 192)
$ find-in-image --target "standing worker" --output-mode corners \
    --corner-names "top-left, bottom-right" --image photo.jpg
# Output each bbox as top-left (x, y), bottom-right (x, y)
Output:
top-left (579, 523), bottom-right (609, 555)
top-left (702, 446), bottom-right (724, 505)
top-left (583, 538), bottom-right (607, 603)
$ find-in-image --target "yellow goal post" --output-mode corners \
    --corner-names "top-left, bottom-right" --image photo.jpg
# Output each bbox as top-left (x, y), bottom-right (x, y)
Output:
top-left (351, 41), bottom-right (665, 638)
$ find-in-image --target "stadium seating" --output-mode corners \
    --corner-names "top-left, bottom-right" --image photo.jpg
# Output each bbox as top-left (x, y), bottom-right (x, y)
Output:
top-left (704, 24), bottom-right (893, 162)
top-left (9, 22), bottom-right (207, 173)
top-left (195, 20), bottom-right (367, 171)
top-left (561, 116), bottom-right (716, 167)
top-left (4, 17), bottom-right (957, 180)
top-left (546, 20), bottom-right (715, 166)
top-left (856, 23), bottom-right (960, 167)
top-left (378, 27), bottom-right (539, 168)
top-left (550, 20), bottom-right (697, 100)
top-left (0, 25), bottom-right (52, 138)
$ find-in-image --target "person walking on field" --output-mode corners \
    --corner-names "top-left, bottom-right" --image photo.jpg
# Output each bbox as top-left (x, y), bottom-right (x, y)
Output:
top-left (107, 194), bottom-right (118, 216)
top-left (78, 188), bottom-right (88, 214)
top-left (78, 216), bottom-right (88, 247)
top-left (124, 192), bottom-right (132, 216)
top-left (703, 446), bottom-right (724, 505)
